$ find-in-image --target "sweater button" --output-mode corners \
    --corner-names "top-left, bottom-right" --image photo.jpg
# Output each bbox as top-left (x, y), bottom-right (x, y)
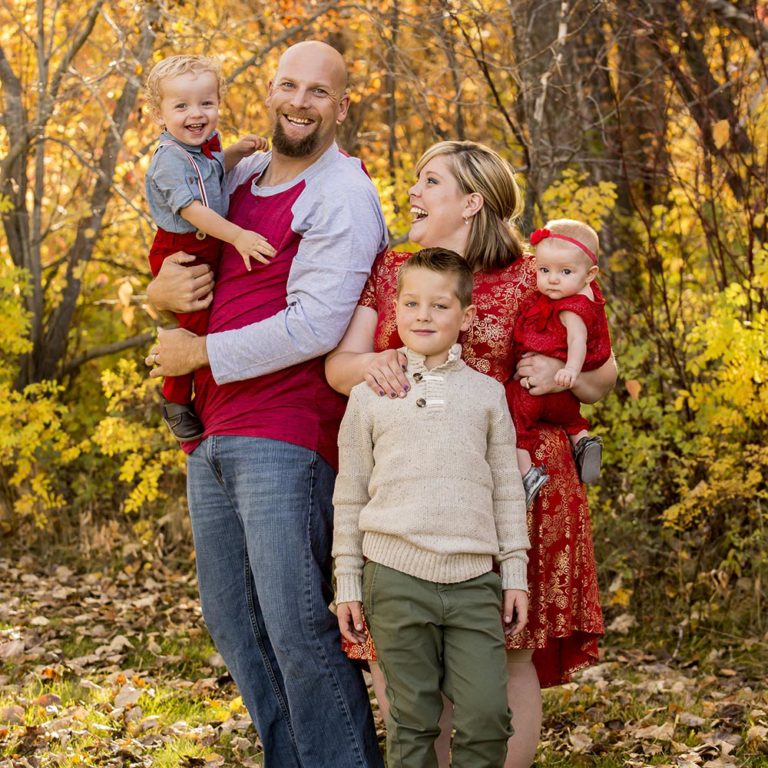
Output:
top-left (416, 398), bottom-right (426, 408)
top-left (413, 372), bottom-right (423, 382)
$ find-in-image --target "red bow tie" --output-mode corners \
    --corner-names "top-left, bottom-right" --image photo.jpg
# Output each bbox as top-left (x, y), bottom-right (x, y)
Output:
top-left (201, 133), bottom-right (221, 159)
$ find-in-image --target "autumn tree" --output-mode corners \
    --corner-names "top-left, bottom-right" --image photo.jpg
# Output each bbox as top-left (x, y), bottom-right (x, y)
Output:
top-left (0, 0), bottom-right (765, 638)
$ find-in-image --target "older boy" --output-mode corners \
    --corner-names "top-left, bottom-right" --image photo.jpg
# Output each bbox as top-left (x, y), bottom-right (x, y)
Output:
top-left (333, 248), bottom-right (530, 768)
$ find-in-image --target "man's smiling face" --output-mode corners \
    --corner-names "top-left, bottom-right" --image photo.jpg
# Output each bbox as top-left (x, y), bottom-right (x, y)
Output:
top-left (266, 42), bottom-right (350, 159)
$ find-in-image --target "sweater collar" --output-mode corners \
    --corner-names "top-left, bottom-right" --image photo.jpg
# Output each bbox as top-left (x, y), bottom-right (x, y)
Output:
top-left (404, 344), bottom-right (465, 375)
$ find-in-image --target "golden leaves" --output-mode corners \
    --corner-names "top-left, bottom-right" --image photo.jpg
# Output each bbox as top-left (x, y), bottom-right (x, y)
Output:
top-left (625, 379), bottom-right (642, 400)
top-left (712, 118), bottom-right (730, 149)
top-left (540, 170), bottom-right (618, 230)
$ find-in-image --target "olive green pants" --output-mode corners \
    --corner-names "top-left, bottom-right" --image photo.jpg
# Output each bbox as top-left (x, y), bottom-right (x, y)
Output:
top-left (363, 562), bottom-right (511, 768)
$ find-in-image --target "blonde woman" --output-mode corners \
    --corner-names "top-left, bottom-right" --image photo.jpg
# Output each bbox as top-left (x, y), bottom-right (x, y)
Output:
top-left (325, 140), bottom-right (615, 768)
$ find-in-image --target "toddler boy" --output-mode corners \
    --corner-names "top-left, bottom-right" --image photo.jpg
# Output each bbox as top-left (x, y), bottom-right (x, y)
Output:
top-left (143, 54), bottom-right (275, 440)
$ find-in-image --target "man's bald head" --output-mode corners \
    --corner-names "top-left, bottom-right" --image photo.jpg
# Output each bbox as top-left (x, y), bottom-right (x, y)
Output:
top-left (267, 39), bottom-right (351, 161)
top-left (276, 40), bottom-right (348, 93)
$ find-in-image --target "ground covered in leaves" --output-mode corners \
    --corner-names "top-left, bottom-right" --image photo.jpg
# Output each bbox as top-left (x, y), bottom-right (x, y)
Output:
top-left (0, 555), bottom-right (766, 767)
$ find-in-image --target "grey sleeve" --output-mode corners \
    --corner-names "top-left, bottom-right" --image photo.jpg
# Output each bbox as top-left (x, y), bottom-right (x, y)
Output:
top-left (206, 180), bottom-right (386, 384)
top-left (150, 149), bottom-right (201, 214)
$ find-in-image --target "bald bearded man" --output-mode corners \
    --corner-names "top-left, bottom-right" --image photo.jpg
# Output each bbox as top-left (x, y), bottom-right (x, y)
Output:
top-left (146, 41), bottom-right (387, 767)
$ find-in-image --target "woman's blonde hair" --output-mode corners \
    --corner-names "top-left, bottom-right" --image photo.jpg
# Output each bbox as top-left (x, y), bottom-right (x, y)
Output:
top-left (144, 55), bottom-right (223, 121)
top-left (415, 141), bottom-right (525, 272)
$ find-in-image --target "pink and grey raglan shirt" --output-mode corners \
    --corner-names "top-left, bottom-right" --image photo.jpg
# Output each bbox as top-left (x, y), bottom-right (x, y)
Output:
top-left (183, 144), bottom-right (388, 468)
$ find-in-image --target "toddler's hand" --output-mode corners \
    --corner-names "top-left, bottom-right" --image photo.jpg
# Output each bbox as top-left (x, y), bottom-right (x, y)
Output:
top-left (502, 589), bottom-right (528, 637)
top-left (233, 228), bottom-right (277, 270)
top-left (337, 601), bottom-right (369, 644)
top-left (233, 133), bottom-right (269, 157)
top-left (555, 367), bottom-right (577, 388)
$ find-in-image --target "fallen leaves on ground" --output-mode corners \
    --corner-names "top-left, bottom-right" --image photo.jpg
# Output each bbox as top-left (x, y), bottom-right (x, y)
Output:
top-left (0, 555), bottom-right (766, 767)
top-left (0, 555), bottom-right (257, 767)
top-left (538, 649), bottom-right (768, 766)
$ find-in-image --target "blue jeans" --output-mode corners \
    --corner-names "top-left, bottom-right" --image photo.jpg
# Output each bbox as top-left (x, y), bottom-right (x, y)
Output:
top-left (187, 436), bottom-right (383, 768)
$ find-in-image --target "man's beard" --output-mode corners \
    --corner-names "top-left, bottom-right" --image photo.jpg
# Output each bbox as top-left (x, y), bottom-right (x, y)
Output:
top-left (272, 117), bottom-right (321, 158)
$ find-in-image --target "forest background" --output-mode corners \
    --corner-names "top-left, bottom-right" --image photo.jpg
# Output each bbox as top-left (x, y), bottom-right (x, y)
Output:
top-left (0, 0), bottom-right (767, 765)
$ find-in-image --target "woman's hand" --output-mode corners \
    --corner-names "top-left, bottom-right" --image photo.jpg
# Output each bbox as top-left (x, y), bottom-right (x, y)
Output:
top-left (146, 252), bottom-right (214, 314)
top-left (326, 306), bottom-right (411, 397)
top-left (515, 352), bottom-right (566, 396)
top-left (364, 349), bottom-right (409, 398)
top-left (146, 327), bottom-right (209, 378)
top-left (516, 352), bottom-right (618, 404)
top-left (336, 601), bottom-right (369, 645)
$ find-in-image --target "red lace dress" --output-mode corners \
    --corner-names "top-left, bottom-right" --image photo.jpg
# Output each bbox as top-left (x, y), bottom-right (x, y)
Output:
top-left (341, 250), bottom-right (604, 688)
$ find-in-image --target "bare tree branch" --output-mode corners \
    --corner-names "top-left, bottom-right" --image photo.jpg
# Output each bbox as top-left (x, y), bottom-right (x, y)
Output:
top-left (59, 332), bottom-right (155, 378)
top-left (36, 1), bottom-right (160, 382)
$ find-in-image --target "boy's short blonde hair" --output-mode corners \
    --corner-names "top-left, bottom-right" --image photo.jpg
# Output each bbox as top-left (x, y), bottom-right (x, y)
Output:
top-left (397, 248), bottom-right (474, 308)
top-left (144, 55), bottom-right (223, 119)
top-left (544, 219), bottom-right (600, 264)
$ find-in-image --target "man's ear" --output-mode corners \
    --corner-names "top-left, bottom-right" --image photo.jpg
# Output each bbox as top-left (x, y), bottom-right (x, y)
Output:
top-left (460, 304), bottom-right (477, 332)
top-left (336, 91), bottom-right (351, 125)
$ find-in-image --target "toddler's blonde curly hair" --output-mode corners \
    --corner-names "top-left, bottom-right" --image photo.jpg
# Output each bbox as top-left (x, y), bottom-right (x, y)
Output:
top-left (144, 55), bottom-right (224, 121)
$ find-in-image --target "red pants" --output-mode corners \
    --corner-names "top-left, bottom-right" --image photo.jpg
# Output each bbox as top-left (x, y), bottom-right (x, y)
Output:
top-left (509, 379), bottom-right (590, 454)
top-left (148, 228), bottom-right (221, 405)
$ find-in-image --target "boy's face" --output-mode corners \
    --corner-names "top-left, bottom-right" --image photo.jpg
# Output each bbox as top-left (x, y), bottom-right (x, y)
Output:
top-left (155, 70), bottom-right (220, 147)
top-left (396, 267), bottom-right (475, 366)
top-left (535, 240), bottom-right (598, 301)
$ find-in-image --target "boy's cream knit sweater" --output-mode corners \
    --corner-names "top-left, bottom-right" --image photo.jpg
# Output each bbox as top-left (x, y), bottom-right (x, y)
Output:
top-left (333, 345), bottom-right (529, 604)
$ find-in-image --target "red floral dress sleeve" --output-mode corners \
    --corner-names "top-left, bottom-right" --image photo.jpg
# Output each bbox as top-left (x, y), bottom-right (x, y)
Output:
top-left (357, 253), bottom-right (383, 311)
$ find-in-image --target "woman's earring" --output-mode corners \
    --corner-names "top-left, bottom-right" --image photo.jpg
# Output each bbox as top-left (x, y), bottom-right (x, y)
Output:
top-left (463, 216), bottom-right (469, 225)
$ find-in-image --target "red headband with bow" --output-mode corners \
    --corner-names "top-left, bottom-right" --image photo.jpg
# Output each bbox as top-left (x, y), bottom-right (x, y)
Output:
top-left (530, 228), bottom-right (597, 264)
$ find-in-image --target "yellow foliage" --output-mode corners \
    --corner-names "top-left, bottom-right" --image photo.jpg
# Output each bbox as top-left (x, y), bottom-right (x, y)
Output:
top-left (92, 360), bottom-right (186, 515)
top-left (0, 265), bottom-right (82, 526)
top-left (540, 169), bottom-right (618, 230)
top-left (712, 119), bottom-right (730, 149)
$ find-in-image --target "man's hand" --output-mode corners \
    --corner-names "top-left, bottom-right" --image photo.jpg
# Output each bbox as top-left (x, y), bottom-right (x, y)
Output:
top-left (336, 601), bottom-right (369, 644)
top-left (146, 327), bottom-right (209, 378)
top-left (502, 589), bottom-right (529, 637)
top-left (146, 252), bottom-right (214, 314)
